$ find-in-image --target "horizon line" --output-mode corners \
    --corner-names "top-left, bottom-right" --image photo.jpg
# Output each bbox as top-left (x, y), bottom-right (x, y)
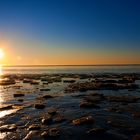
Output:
top-left (1, 64), bottom-right (140, 67)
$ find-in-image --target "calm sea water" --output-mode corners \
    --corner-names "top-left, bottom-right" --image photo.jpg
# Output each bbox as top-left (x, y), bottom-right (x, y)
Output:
top-left (1, 65), bottom-right (140, 74)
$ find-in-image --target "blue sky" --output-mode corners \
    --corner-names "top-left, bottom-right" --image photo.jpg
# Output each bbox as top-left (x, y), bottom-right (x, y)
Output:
top-left (0, 0), bottom-right (140, 65)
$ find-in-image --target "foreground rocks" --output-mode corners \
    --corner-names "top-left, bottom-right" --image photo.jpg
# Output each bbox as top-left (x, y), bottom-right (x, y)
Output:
top-left (72, 116), bottom-right (94, 125)
top-left (23, 131), bottom-right (41, 140)
top-left (0, 104), bottom-right (13, 111)
top-left (13, 93), bottom-right (25, 97)
top-left (34, 103), bottom-right (46, 109)
top-left (41, 114), bottom-right (52, 124)
top-left (41, 128), bottom-right (60, 138)
top-left (80, 101), bottom-right (100, 108)
top-left (28, 124), bottom-right (41, 131)
top-left (0, 124), bottom-right (17, 132)
top-left (0, 73), bottom-right (140, 140)
top-left (0, 78), bottom-right (16, 85)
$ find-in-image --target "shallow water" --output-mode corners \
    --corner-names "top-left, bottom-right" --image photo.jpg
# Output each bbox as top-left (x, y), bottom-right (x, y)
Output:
top-left (0, 67), bottom-right (140, 140)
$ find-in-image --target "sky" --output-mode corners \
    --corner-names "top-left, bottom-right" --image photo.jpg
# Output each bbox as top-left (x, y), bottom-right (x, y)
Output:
top-left (0, 0), bottom-right (140, 65)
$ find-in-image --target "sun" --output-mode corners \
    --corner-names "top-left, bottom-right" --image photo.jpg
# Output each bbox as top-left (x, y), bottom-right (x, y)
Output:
top-left (0, 49), bottom-right (5, 59)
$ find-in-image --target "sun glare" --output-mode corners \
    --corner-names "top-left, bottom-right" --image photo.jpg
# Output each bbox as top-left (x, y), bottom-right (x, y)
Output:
top-left (0, 49), bottom-right (4, 59)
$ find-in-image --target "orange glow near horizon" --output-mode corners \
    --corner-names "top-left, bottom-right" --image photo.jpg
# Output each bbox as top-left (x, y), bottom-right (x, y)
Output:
top-left (0, 36), bottom-right (140, 66)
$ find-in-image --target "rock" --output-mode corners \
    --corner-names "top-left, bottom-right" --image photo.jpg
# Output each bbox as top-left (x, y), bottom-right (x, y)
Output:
top-left (0, 104), bottom-right (13, 111)
top-left (34, 103), bottom-right (45, 109)
top-left (0, 124), bottom-right (17, 132)
top-left (42, 115), bottom-right (52, 124)
top-left (63, 80), bottom-right (76, 83)
top-left (41, 131), bottom-right (49, 137)
top-left (17, 99), bottom-right (24, 102)
top-left (28, 124), bottom-right (41, 131)
top-left (42, 82), bottom-right (48, 85)
top-left (0, 78), bottom-right (16, 85)
top-left (65, 81), bottom-right (139, 93)
top-left (48, 108), bottom-right (57, 115)
top-left (132, 134), bottom-right (140, 140)
top-left (13, 93), bottom-right (25, 97)
top-left (53, 115), bottom-right (65, 123)
top-left (72, 116), bottom-right (94, 125)
top-left (49, 128), bottom-right (60, 137)
top-left (85, 96), bottom-right (104, 103)
top-left (40, 88), bottom-right (51, 91)
top-left (23, 131), bottom-right (41, 140)
top-left (41, 128), bottom-right (60, 138)
top-left (80, 101), bottom-right (100, 108)
top-left (41, 94), bottom-right (53, 99)
top-left (30, 81), bottom-right (39, 85)
top-left (87, 127), bottom-right (106, 134)
top-left (23, 79), bottom-right (32, 83)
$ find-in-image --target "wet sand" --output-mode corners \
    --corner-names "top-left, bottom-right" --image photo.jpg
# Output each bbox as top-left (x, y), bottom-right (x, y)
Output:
top-left (0, 73), bottom-right (140, 140)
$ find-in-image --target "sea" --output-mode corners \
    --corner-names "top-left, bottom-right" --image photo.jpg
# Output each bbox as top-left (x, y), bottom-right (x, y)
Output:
top-left (1, 65), bottom-right (140, 75)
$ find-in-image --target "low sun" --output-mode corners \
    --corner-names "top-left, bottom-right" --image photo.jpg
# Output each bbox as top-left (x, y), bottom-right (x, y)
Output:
top-left (0, 49), bottom-right (5, 59)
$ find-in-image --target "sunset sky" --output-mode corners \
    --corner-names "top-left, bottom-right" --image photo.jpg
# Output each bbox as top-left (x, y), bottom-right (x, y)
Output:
top-left (0, 0), bottom-right (140, 65)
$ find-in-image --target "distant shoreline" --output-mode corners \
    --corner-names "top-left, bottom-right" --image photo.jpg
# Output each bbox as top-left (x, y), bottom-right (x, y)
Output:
top-left (1, 64), bottom-right (140, 67)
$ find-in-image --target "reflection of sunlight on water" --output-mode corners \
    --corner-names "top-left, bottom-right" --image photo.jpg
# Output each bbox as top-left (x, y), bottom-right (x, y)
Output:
top-left (0, 109), bottom-right (19, 118)
top-left (0, 132), bottom-right (8, 139)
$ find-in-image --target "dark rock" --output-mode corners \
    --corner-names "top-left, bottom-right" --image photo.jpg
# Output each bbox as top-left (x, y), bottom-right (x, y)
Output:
top-left (80, 101), bottom-right (100, 108)
top-left (53, 115), bottom-right (66, 123)
top-left (41, 94), bottom-right (53, 99)
top-left (72, 115), bottom-right (94, 125)
top-left (41, 131), bottom-right (49, 137)
top-left (65, 81), bottom-right (139, 93)
top-left (28, 124), bottom-right (41, 131)
top-left (0, 104), bottom-right (13, 111)
top-left (30, 81), bottom-right (39, 85)
top-left (40, 88), bottom-right (51, 91)
top-left (49, 128), bottom-right (60, 137)
top-left (0, 124), bottom-right (17, 132)
top-left (23, 131), bottom-right (42, 140)
top-left (13, 93), bottom-right (25, 97)
top-left (48, 108), bottom-right (57, 115)
top-left (42, 82), bottom-right (48, 85)
top-left (17, 99), bottom-right (24, 102)
top-left (0, 78), bottom-right (16, 85)
top-left (23, 79), bottom-right (32, 83)
top-left (34, 103), bottom-right (45, 109)
top-left (41, 128), bottom-right (60, 138)
top-left (42, 115), bottom-right (52, 124)
top-left (63, 80), bottom-right (76, 83)
top-left (85, 95), bottom-right (104, 103)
